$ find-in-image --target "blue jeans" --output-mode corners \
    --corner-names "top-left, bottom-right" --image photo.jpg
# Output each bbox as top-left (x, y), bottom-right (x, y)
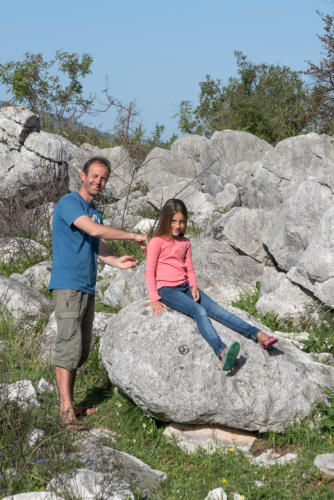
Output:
top-left (158, 282), bottom-right (260, 359)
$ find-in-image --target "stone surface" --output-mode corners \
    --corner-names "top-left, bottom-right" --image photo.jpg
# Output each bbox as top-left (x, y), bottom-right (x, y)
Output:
top-left (212, 207), bottom-right (270, 263)
top-left (27, 428), bottom-right (45, 447)
top-left (250, 449), bottom-right (298, 467)
top-left (0, 380), bottom-right (39, 408)
top-left (139, 147), bottom-right (200, 190)
top-left (134, 218), bottom-right (156, 233)
top-left (100, 299), bottom-right (334, 432)
top-left (49, 468), bottom-right (134, 500)
top-left (146, 179), bottom-right (214, 215)
top-left (288, 207), bottom-right (334, 307)
top-left (314, 453), bottom-right (334, 478)
top-left (73, 436), bottom-right (167, 497)
top-left (204, 487), bottom-right (227, 500)
top-left (10, 260), bottom-right (51, 290)
top-left (215, 183), bottom-right (240, 212)
top-left (262, 181), bottom-right (333, 272)
top-left (0, 237), bottom-right (48, 264)
top-left (256, 267), bottom-right (316, 320)
top-left (0, 106), bottom-right (40, 148)
top-left (0, 275), bottom-right (51, 321)
top-left (163, 423), bottom-right (256, 453)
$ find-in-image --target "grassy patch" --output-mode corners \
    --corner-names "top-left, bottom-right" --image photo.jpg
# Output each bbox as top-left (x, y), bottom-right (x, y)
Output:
top-left (0, 255), bottom-right (45, 277)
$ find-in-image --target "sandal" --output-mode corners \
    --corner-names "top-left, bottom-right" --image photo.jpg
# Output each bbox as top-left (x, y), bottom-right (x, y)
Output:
top-left (222, 342), bottom-right (240, 371)
top-left (260, 336), bottom-right (278, 350)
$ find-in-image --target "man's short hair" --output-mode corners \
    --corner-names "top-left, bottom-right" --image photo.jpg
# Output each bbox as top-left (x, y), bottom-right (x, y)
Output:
top-left (82, 156), bottom-right (111, 176)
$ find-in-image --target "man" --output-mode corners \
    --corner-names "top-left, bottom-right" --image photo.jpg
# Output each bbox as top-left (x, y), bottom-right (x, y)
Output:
top-left (49, 156), bottom-right (148, 429)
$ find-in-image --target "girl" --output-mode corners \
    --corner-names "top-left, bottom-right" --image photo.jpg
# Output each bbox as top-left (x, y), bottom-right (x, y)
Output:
top-left (144, 198), bottom-right (278, 371)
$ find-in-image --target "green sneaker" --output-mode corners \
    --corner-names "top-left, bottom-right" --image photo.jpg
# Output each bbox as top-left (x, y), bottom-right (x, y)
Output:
top-left (222, 342), bottom-right (240, 371)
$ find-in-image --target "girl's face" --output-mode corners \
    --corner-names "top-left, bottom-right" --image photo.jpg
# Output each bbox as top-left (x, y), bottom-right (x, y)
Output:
top-left (171, 212), bottom-right (186, 238)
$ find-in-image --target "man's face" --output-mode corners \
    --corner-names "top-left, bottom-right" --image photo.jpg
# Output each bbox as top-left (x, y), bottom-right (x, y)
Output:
top-left (80, 162), bottom-right (110, 198)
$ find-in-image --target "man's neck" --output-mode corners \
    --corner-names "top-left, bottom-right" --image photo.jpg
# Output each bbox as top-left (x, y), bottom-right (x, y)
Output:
top-left (77, 187), bottom-right (94, 204)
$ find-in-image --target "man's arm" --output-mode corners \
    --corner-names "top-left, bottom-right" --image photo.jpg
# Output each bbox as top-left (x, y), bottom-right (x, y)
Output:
top-left (98, 239), bottom-right (139, 269)
top-left (73, 215), bottom-right (148, 248)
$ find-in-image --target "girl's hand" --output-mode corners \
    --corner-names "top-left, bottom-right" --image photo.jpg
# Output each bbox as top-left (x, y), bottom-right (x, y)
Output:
top-left (115, 255), bottom-right (139, 269)
top-left (151, 301), bottom-right (167, 316)
top-left (191, 286), bottom-right (200, 302)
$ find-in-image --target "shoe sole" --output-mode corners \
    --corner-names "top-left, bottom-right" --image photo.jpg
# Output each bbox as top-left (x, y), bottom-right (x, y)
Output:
top-left (222, 342), bottom-right (240, 371)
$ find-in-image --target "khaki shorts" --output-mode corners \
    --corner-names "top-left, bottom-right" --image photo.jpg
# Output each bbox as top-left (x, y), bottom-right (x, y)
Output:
top-left (53, 289), bottom-right (95, 371)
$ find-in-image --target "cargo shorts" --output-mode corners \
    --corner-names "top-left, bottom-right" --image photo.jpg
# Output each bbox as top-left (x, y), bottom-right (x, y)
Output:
top-left (53, 289), bottom-right (95, 371)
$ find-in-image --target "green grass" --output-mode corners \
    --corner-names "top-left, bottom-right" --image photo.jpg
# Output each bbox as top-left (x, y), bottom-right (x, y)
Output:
top-left (0, 255), bottom-right (45, 277)
top-left (1, 281), bottom-right (334, 498)
top-left (232, 282), bottom-right (334, 357)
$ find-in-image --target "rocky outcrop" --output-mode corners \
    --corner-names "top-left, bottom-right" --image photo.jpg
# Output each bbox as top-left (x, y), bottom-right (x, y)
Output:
top-left (100, 299), bottom-right (334, 432)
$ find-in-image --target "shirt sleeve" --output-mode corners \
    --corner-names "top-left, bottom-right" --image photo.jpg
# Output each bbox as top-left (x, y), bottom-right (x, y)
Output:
top-left (58, 195), bottom-right (87, 227)
top-left (185, 240), bottom-right (199, 288)
top-left (144, 237), bottom-right (163, 302)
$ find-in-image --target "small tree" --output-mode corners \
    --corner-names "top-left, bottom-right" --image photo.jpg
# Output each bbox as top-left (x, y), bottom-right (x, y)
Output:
top-left (176, 51), bottom-right (311, 144)
top-left (0, 51), bottom-right (101, 135)
top-left (306, 10), bottom-right (334, 133)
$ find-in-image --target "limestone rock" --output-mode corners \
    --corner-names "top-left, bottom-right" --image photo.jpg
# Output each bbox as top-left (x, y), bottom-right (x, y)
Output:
top-left (163, 423), bottom-right (256, 453)
top-left (215, 183), bottom-right (240, 213)
top-left (73, 436), bottom-right (167, 496)
top-left (10, 260), bottom-right (51, 290)
top-left (0, 275), bottom-right (51, 321)
top-left (262, 181), bottom-right (333, 271)
top-left (170, 134), bottom-right (209, 164)
top-left (288, 207), bottom-right (334, 307)
top-left (134, 218), bottom-right (156, 233)
top-left (138, 147), bottom-right (198, 190)
top-left (0, 237), bottom-right (48, 264)
top-left (212, 207), bottom-right (270, 263)
top-left (256, 267), bottom-right (316, 320)
top-left (49, 468), bottom-right (134, 500)
top-left (24, 130), bottom-right (77, 163)
top-left (0, 106), bottom-right (40, 148)
top-left (314, 453), bottom-right (334, 478)
top-left (205, 488), bottom-right (227, 500)
top-left (199, 130), bottom-right (273, 197)
top-left (250, 449), bottom-right (298, 467)
top-left (100, 299), bottom-right (334, 432)
top-left (0, 380), bottom-right (39, 408)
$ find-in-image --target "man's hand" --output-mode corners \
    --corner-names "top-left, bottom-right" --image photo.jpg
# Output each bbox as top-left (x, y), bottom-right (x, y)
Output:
top-left (191, 286), bottom-right (200, 302)
top-left (114, 255), bottom-right (139, 269)
top-left (134, 233), bottom-right (149, 251)
top-left (151, 301), bottom-right (168, 316)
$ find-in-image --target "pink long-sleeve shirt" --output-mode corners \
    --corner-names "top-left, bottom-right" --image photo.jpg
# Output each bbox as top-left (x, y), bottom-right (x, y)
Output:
top-left (145, 236), bottom-right (199, 302)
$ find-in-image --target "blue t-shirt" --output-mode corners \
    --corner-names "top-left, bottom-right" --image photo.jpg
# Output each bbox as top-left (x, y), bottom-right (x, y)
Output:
top-left (49, 192), bottom-right (103, 295)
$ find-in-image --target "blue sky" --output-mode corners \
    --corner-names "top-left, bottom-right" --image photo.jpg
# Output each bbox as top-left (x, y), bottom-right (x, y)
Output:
top-left (0, 0), bottom-right (329, 139)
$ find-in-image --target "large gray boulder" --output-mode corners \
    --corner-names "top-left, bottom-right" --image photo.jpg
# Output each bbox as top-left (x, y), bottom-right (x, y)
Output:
top-left (0, 275), bottom-right (51, 321)
top-left (170, 135), bottom-right (209, 163)
top-left (212, 207), bottom-right (271, 263)
top-left (138, 147), bottom-right (199, 190)
top-left (287, 206), bottom-right (334, 306)
top-left (100, 299), bottom-right (334, 432)
top-left (199, 130), bottom-right (274, 198)
top-left (262, 181), bottom-right (334, 272)
top-left (256, 267), bottom-right (317, 320)
top-left (0, 106), bottom-right (40, 148)
top-left (147, 180), bottom-right (215, 214)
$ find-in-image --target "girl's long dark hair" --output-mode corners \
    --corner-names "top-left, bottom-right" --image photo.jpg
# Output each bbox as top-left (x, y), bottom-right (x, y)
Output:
top-left (154, 199), bottom-right (188, 238)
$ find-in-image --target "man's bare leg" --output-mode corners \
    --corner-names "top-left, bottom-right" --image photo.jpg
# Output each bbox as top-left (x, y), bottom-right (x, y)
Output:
top-left (55, 365), bottom-right (82, 427)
